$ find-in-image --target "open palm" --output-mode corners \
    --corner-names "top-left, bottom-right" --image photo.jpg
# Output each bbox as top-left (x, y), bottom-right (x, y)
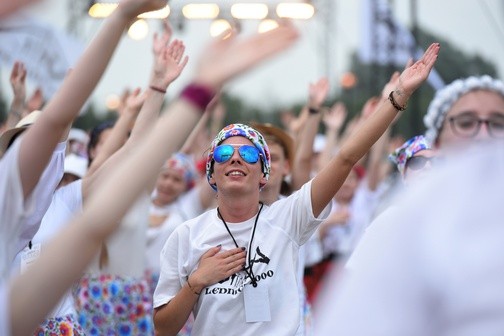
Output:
top-left (151, 39), bottom-right (189, 89)
top-left (397, 43), bottom-right (440, 96)
top-left (195, 23), bottom-right (299, 89)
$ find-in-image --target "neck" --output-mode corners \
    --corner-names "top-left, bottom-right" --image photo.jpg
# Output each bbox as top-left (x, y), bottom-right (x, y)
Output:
top-left (217, 194), bottom-right (261, 223)
top-left (259, 184), bottom-right (281, 206)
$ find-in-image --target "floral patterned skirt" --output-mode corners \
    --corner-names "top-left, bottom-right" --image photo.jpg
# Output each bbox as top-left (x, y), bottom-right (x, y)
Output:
top-left (73, 274), bottom-right (153, 336)
top-left (33, 314), bottom-right (84, 336)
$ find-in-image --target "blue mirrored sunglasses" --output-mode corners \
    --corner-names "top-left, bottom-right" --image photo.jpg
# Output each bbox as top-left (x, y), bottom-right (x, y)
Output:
top-left (213, 144), bottom-right (260, 164)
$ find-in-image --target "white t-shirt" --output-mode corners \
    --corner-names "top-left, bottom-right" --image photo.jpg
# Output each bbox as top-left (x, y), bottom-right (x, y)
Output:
top-left (154, 181), bottom-right (331, 336)
top-left (0, 139), bottom-right (65, 280)
top-left (87, 193), bottom-right (150, 278)
top-left (15, 141), bottom-right (65, 257)
top-left (11, 180), bottom-right (83, 318)
top-left (315, 143), bottom-right (504, 336)
top-left (0, 282), bottom-right (9, 336)
top-left (146, 188), bottom-right (207, 274)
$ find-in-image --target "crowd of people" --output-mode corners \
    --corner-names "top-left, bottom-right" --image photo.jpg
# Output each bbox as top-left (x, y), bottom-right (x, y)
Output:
top-left (1, 0), bottom-right (504, 335)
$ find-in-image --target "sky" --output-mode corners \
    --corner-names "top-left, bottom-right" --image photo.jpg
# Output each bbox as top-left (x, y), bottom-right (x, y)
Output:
top-left (2, 0), bottom-right (504, 113)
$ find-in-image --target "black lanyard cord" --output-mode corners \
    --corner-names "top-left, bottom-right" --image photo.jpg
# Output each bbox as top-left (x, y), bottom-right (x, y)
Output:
top-left (217, 202), bottom-right (264, 287)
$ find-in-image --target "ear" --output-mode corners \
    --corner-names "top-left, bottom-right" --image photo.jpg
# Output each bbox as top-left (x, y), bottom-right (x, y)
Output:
top-left (209, 173), bottom-right (216, 186)
top-left (260, 173), bottom-right (268, 186)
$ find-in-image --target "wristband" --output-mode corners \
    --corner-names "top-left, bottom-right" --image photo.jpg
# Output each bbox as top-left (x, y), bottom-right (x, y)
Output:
top-left (308, 107), bottom-right (320, 114)
top-left (187, 277), bottom-right (201, 295)
top-left (180, 83), bottom-right (216, 112)
top-left (388, 91), bottom-right (407, 111)
top-left (149, 85), bottom-right (167, 94)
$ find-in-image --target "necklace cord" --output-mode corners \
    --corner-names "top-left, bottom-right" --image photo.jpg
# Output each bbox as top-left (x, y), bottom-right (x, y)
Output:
top-left (217, 203), bottom-right (264, 287)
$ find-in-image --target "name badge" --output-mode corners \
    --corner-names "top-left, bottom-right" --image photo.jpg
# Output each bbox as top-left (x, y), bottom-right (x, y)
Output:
top-left (20, 243), bottom-right (41, 274)
top-left (243, 284), bottom-right (271, 322)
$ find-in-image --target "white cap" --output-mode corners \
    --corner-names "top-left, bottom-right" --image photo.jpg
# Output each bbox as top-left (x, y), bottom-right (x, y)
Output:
top-left (313, 134), bottom-right (327, 153)
top-left (64, 154), bottom-right (88, 179)
top-left (68, 128), bottom-right (89, 145)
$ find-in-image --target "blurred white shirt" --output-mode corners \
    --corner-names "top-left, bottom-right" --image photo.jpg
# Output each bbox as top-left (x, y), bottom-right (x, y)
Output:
top-left (315, 141), bottom-right (504, 336)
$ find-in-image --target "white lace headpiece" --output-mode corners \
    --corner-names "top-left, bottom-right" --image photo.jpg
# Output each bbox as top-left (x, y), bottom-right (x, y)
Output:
top-left (423, 75), bottom-right (504, 145)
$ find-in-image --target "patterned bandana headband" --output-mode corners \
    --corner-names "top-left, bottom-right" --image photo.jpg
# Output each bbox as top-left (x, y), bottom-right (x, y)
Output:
top-left (389, 135), bottom-right (430, 177)
top-left (206, 123), bottom-right (271, 191)
top-left (164, 152), bottom-right (197, 190)
top-left (423, 75), bottom-right (504, 145)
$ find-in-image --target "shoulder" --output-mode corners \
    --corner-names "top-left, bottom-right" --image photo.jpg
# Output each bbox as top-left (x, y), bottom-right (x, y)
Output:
top-left (173, 208), bottom-right (217, 236)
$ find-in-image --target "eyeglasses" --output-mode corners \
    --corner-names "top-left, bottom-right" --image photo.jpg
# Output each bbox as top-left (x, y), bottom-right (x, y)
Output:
top-left (213, 144), bottom-right (260, 164)
top-left (406, 155), bottom-right (437, 171)
top-left (448, 114), bottom-right (504, 138)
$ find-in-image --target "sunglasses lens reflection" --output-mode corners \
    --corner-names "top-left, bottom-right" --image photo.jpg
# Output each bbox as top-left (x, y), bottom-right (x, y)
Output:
top-left (238, 145), bottom-right (260, 164)
top-left (214, 145), bottom-right (234, 163)
top-left (213, 144), bottom-right (260, 164)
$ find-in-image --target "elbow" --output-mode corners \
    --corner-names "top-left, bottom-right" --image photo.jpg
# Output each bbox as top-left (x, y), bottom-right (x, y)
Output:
top-left (153, 307), bottom-right (178, 336)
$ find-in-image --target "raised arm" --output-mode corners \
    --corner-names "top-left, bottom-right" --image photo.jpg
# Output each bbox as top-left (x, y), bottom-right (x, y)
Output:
top-left (291, 77), bottom-right (329, 190)
top-left (85, 88), bottom-right (145, 178)
top-left (84, 28), bottom-right (188, 197)
top-left (16, 0), bottom-right (168, 199)
top-left (364, 73), bottom-right (405, 191)
top-left (208, 96), bottom-right (226, 140)
top-left (128, 20), bottom-right (187, 145)
top-left (318, 101), bottom-right (347, 171)
top-left (311, 43), bottom-right (440, 217)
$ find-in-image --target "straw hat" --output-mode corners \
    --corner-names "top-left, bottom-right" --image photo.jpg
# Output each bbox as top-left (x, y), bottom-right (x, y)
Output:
top-left (0, 110), bottom-right (41, 157)
top-left (250, 122), bottom-right (295, 169)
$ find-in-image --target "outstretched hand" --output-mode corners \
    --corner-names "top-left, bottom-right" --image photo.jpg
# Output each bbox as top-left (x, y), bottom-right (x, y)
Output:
top-left (395, 43), bottom-right (440, 98)
top-left (194, 23), bottom-right (299, 89)
top-left (124, 87), bottom-right (146, 115)
top-left (10, 61), bottom-right (27, 100)
top-left (151, 39), bottom-right (189, 89)
top-left (324, 102), bottom-right (347, 131)
top-left (26, 88), bottom-right (44, 113)
top-left (152, 20), bottom-right (173, 56)
top-left (309, 77), bottom-right (330, 108)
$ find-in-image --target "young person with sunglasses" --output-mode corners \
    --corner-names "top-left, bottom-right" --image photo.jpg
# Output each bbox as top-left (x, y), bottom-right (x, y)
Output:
top-left (153, 43), bottom-right (441, 336)
top-left (389, 135), bottom-right (437, 183)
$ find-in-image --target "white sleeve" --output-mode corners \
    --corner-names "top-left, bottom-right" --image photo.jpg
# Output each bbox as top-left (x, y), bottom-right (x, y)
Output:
top-left (55, 180), bottom-right (83, 213)
top-left (269, 180), bottom-right (332, 246)
top-left (14, 141), bottom-right (66, 256)
top-left (0, 282), bottom-right (10, 336)
top-left (153, 225), bottom-right (189, 308)
top-left (0, 140), bottom-right (34, 279)
top-left (315, 209), bottom-right (432, 336)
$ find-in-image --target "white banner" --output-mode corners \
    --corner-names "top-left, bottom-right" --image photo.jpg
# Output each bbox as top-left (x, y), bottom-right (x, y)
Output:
top-left (359, 0), bottom-right (444, 90)
top-left (0, 13), bottom-right (84, 100)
